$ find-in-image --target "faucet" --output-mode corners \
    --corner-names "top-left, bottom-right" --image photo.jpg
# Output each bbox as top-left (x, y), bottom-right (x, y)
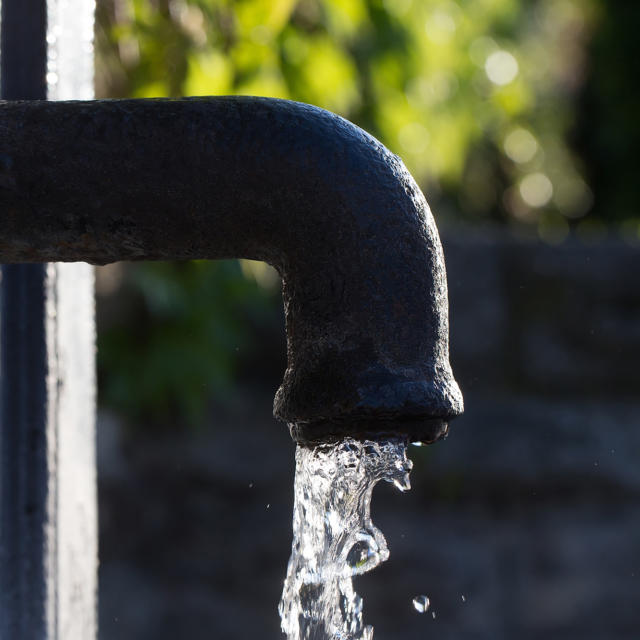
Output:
top-left (0, 96), bottom-right (463, 443)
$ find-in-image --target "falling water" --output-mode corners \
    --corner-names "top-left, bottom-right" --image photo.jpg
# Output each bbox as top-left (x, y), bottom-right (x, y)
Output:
top-left (279, 436), bottom-right (412, 640)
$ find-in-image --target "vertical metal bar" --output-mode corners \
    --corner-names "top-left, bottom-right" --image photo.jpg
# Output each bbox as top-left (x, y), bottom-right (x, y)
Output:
top-left (0, 265), bottom-right (51, 639)
top-left (0, 2), bottom-right (52, 637)
top-left (0, 0), bottom-right (97, 638)
top-left (0, 0), bottom-right (48, 99)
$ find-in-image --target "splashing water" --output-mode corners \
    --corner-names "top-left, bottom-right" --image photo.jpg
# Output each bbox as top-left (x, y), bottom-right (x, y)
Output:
top-left (279, 436), bottom-right (412, 640)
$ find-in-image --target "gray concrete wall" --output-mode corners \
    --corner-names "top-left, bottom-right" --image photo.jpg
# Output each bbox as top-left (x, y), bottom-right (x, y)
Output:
top-left (97, 229), bottom-right (640, 639)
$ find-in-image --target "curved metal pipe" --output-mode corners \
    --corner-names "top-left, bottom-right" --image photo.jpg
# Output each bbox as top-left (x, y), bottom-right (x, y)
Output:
top-left (0, 96), bottom-right (462, 443)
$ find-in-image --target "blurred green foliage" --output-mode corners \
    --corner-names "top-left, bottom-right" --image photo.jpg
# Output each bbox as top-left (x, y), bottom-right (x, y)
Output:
top-left (96, 0), bottom-right (628, 230)
top-left (94, 0), bottom-right (639, 426)
top-left (97, 259), bottom-right (280, 427)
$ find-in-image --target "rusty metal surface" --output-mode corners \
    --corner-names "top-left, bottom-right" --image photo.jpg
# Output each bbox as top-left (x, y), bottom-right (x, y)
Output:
top-left (0, 97), bottom-right (462, 442)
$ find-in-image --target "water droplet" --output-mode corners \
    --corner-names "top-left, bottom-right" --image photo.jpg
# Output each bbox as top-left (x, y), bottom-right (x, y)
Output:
top-left (249, 482), bottom-right (254, 488)
top-left (432, 610), bottom-right (436, 619)
top-left (461, 594), bottom-right (466, 602)
top-left (412, 595), bottom-right (430, 613)
top-left (266, 503), bottom-right (270, 509)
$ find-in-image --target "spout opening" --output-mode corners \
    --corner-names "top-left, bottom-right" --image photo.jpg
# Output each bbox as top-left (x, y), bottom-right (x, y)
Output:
top-left (288, 416), bottom-right (452, 446)
top-left (274, 362), bottom-right (464, 444)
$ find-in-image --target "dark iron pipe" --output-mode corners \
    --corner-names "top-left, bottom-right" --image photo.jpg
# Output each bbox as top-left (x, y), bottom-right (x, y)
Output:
top-left (0, 96), bottom-right (463, 443)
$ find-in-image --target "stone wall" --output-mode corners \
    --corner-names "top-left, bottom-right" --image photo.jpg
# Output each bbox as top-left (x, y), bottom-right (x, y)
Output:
top-left (447, 230), bottom-right (639, 401)
top-left (98, 229), bottom-right (640, 639)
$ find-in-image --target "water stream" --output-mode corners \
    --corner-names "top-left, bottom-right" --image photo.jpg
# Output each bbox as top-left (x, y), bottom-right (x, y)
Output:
top-left (279, 436), bottom-right (412, 640)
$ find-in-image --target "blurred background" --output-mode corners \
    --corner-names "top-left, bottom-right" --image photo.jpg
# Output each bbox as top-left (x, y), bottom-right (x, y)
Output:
top-left (93, 1), bottom-right (639, 638)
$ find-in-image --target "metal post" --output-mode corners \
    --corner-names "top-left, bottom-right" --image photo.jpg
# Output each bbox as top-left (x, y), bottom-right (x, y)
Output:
top-left (0, 0), bottom-right (97, 638)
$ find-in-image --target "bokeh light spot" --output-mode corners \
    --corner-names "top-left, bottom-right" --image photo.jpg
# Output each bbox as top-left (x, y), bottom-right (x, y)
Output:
top-left (520, 172), bottom-right (553, 208)
top-left (485, 50), bottom-right (519, 85)
top-left (426, 7), bottom-right (457, 44)
top-left (504, 128), bottom-right (538, 163)
top-left (407, 72), bottom-right (458, 107)
top-left (554, 176), bottom-right (593, 218)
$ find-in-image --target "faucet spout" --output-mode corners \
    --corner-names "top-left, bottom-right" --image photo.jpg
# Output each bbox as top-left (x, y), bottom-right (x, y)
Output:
top-left (0, 96), bottom-right (462, 443)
